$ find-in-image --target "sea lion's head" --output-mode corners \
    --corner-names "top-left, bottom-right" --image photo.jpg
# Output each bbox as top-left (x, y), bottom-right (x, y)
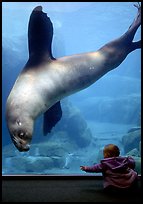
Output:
top-left (6, 105), bottom-right (33, 152)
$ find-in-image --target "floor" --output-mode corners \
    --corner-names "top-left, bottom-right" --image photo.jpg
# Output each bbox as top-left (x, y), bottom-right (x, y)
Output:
top-left (2, 175), bottom-right (142, 202)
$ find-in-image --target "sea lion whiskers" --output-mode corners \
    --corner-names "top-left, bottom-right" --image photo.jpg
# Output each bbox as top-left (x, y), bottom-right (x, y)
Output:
top-left (12, 134), bottom-right (30, 152)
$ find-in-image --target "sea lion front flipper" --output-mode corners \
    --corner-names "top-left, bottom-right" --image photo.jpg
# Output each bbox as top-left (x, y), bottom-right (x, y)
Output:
top-left (43, 101), bottom-right (62, 135)
top-left (27, 6), bottom-right (63, 135)
top-left (27, 6), bottom-right (55, 66)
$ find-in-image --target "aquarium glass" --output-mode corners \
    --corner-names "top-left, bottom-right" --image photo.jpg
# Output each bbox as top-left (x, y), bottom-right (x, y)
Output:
top-left (2, 2), bottom-right (141, 175)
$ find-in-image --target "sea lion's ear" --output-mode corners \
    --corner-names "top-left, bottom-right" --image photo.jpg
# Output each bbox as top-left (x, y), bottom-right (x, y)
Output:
top-left (43, 101), bottom-right (62, 135)
top-left (28, 6), bottom-right (54, 60)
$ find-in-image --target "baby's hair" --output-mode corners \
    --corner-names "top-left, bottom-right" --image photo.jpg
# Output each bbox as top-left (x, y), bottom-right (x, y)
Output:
top-left (103, 144), bottom-right (120, 157)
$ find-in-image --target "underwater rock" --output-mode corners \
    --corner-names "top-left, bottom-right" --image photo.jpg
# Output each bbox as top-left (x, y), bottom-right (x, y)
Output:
top-left (127, 126), bottom-right (141, 133)
top-left (76, 94), bottom-right (140, 125)
top-left (126, 148), bottom-right (139, 157)
top-left (29, 139), bottom-right (76, 158)
top-left (122, 129), bottom-right (141, 153)
top-left (131, 156), bottom-right (141, 175)
top-left (54, 99), bottom-right (93, 148)
top-left (2, 143), bottom-right (66, 173)
top-left (25, 157), bottom-right (55, 172)
top-left (66, 115), bottom-right (92, 147)
top-left (2, 137), bottom-right (76, 174)
top-left (35, 143), bottom-right (67, 157)
top-left (52, 156), bottom-right (65, 168)
top-left (3, 156), bottom-right (56, 173)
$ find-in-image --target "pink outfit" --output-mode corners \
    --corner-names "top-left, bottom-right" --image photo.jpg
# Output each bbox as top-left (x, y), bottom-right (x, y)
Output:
top-left (84, 156), bottom-right (138, 189)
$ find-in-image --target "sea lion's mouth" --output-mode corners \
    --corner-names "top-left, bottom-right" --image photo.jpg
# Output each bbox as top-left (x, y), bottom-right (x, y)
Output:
top-left (12, 135), bottom-right (30, 152)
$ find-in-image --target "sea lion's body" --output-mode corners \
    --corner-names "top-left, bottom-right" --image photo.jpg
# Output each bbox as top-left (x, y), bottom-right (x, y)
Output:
top-left (7, 52), bottom-right (108, 115)
top-left (6, 4), bottom-right (141, 152)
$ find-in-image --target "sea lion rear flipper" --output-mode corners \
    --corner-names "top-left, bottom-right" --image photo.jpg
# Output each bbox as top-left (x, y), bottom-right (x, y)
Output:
top-left (43, 101), bottom-right (62, 135)
top-left (27, 6), bottom-right (55, 66)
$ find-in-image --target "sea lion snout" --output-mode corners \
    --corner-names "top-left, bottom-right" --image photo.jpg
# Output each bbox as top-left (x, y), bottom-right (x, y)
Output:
top-left (12, 133), bottom-right (31, 152)
top-left (6, 104), bottom-right (34, 152)
top-left (8, 124), bottom-right (32, 152)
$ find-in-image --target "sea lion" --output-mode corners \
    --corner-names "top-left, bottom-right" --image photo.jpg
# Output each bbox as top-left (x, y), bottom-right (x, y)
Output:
top-left (6, 4), bottom-right (141, 152)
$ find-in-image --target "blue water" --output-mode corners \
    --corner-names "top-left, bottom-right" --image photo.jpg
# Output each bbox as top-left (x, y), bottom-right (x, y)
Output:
top-left (2, 2), bottom-right (141, 175)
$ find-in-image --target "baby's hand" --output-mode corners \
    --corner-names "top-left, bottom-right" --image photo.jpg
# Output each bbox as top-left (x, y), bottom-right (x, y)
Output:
top-left (80, 166), bottom-right (86, 171)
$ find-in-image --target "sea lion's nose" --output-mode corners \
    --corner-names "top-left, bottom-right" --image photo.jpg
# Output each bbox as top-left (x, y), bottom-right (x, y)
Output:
top-left (16, 142), bottom-right (30, 152)
top-left (19, 144), bottom-right (30, 152)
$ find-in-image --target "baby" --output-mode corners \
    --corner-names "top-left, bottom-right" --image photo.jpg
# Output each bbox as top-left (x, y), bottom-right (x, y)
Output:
top-left (80, 144), bottom-right (138, 191)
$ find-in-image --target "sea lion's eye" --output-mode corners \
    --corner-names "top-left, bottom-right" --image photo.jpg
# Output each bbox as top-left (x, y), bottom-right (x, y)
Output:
top-left (18, 132), bottom-right (24, 139)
